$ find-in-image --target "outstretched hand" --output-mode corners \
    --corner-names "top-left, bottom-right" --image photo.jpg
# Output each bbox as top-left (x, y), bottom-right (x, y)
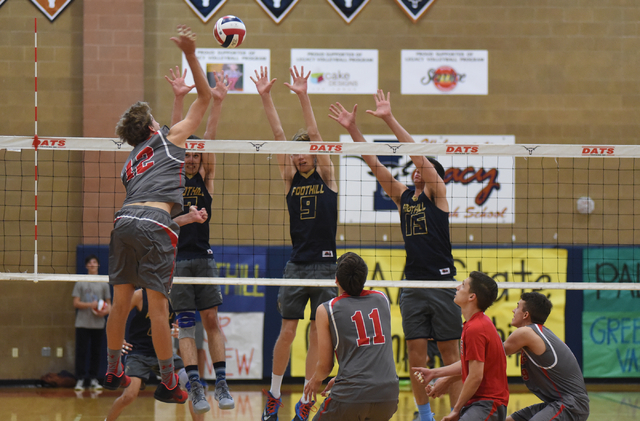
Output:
top-left (365, 89), bottom-right (392, 119)
top-left (211, 72), bottom-right (228, 102)
top-left (412, 367), bottom-right (437, 385)
top-left (328, 102), bottom-right (357, 130)
top-left (249, 66), bottom-right (277, 96)
top-left (164, 66), bottom-right (195, 98)
top-left (170, 25), bottom-right (197, 55)
top-left (284, 66), bottom-right (310, 95)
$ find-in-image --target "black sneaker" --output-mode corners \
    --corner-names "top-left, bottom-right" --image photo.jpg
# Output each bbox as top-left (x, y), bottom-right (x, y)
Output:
top-left (154, 374), bottom-right (188, 404)
top-left (103, 370), bottom-right (131, 390)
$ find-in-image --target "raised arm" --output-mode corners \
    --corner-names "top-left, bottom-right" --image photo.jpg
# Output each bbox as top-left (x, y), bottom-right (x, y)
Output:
top-left (164, 66), bottom-right (195, 127)
top-left (250, 66), bottom-right (295, 187)
top-left (285, 66), bottom-right (337, 192)
top-left (199, 71), bottom-right (228, 195)
top-left (166, 25), bottom-right (212, 148)
top-left (367, 90), bottom-right (448, 211)
top-left (329, 102), bottom-right (407, 207)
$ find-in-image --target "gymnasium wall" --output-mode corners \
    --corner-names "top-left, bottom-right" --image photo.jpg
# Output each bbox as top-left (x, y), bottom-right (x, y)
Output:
top-left (1, 0), bottom-right (640, 379)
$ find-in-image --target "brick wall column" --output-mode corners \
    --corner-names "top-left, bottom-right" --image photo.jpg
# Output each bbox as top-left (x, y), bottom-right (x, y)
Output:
top-left (82, 0), bottom-right (145, 244)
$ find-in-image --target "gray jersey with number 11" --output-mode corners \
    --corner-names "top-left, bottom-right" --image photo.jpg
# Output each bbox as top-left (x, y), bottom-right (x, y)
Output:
top-left (323, 290), bottom-right (399, 403)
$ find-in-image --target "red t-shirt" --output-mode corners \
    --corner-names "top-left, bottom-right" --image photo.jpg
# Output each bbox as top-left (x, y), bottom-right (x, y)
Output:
top-left (461, 311), bottom-right (509, 406)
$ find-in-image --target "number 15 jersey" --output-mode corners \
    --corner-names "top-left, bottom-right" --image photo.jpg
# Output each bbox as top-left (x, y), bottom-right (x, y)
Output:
top-left (322, 290), bottom-right (399, 403)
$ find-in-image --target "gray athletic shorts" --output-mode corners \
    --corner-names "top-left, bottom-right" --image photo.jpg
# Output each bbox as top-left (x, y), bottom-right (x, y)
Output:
top-left (399, 286), bottom-right (462, 341)
top-left (511, 402), bottom-right (589, 421)
top-left (171, 257), bottom-right (223, 311)
top-left (278, 261), bottom-right (338, 320)
top-left (312, 398), bottom-right (398, 421)
top-left (124, 353), bottom-right (184, 381)
top-left (109, 206), bottom-right (179, 299)
top-left (460, 400), bottom-right (507, 421)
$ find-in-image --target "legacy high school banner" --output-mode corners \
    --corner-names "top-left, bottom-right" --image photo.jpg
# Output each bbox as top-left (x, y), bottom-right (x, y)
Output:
top-left (290, 247), bottom-right (567, 378)
top-left (338, 134), bottom-right (516, 225)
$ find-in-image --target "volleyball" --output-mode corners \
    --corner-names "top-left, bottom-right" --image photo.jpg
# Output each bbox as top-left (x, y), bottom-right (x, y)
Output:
top-left (213, 15), bottom-right (246, 48)
top-left (576, 196), bottom-right (595, 214)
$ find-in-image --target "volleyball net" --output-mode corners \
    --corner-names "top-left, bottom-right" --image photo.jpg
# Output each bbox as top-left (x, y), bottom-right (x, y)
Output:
top-left (1, 135), bottom-right (639, 290)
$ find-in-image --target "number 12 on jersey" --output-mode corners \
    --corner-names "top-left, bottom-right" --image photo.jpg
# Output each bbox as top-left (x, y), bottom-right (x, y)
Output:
top-left (351, 308), bottom-right (386, 347)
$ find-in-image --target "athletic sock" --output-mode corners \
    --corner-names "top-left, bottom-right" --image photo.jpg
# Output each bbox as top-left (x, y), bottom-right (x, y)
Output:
top-left (269, 373), bottom-right (283, 399)
top-left (186, 364), bottom-right (200, 384)
top-left (213, 361), bottom-right (226, 385)
top-left (159, 358), bottom-right (177, 389)
top-left (300, 379), bottom-right (310, 403)
top-left (107, 348), bottom-right (122, 375)
top-left (417, 403), bottom-right (434, 421)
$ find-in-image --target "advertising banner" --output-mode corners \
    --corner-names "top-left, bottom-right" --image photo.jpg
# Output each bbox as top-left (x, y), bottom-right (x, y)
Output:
top-left (290, 247), bottom-right (567, 378)
top-left (401, 50), bottom-right (488, 95)
top-left (338, 134), bottom-right (515, 224)
top-left (290, 49), bottom-right (378, 94)
top-left (582, 247), bottom-right (640, 378)
top-left (183, 49), bottom-right (271, 94)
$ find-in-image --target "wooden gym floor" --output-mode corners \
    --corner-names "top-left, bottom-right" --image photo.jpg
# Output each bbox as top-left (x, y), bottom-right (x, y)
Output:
top-left (1, 383), bottom-right (638, 420)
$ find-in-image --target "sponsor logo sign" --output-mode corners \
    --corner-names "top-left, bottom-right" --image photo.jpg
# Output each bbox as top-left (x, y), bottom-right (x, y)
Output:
top-left (401, 50), bottom-right (488, 95)
top-left (183, 49), bottom-right (270, 95)
top-left (581, 146), bottom-right (615, 156)
top-left (33, 138), bottom-right (66, 149)
top-left (339, 134), bottom-right (515, 224)
top-left (291, 49), bottom-right (378, 94)
top-left (309, 143), bottom-right (343, 153)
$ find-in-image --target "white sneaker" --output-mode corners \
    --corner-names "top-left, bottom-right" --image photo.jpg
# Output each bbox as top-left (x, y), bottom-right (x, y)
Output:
top-left (90, 378), bottom-right (103, 391)
top-left (75, 379), bottom-right (84, 391)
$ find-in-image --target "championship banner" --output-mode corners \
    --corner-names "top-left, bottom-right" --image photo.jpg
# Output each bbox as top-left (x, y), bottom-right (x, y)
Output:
top-left (183, 49), bottom-right (270, 95)
top-left (327, 0), bottom-right (370, 24)
top-left (256, 0), bottom-right (299, 24)
top-left (401, 50), bottom-right (489, 95)
top-left (338, 134), bottom-right (515, 224)
top-left (184, 0), bottom-right (226, 23)
top-left (394, 0), bottom-right (437, 23)
top-left (582, 247), bottom-right (640, 378)
top-left (290, 49), bottom-right (378, 94)
top-left (290, 247), bottom-right (567, 378)
top-left (30, 0), bottom-right (73, 22)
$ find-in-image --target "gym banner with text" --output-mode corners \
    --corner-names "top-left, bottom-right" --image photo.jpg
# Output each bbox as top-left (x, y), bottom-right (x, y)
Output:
top-left (582, 247), bottom-right (640, 378)
top-left (290, 247), bottom-right (567, 378)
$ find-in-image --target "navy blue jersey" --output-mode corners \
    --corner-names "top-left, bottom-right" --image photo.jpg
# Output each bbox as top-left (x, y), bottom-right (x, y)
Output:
top-left (121, 126), bottom-right (185, 217)
top-left (128, 290), bottom-right (175, 357)
top-left (286, 169), bottom-right (337, 263)
top-left (176, 172), bottom-right (212, 261)
top-left (400, 189), bottom-right (456, 280)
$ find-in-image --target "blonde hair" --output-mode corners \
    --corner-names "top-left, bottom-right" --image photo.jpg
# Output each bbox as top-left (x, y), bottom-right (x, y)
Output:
top-left (291, 128), bottom-right (310, 142)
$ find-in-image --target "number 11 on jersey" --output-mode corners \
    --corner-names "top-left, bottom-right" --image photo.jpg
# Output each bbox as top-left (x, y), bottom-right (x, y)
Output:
top-left (351, 308), bottom-right (386, 347)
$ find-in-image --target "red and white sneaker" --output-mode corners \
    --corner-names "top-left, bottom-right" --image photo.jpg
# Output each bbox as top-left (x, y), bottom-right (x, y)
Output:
top-left (154, 374), bottom-right (188, 404)
top-left (103, 368), bottom-right (131, 391)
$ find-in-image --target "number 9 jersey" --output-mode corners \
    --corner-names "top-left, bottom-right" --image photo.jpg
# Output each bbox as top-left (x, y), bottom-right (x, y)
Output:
top-left (121, 126), bottom-right (186, 217)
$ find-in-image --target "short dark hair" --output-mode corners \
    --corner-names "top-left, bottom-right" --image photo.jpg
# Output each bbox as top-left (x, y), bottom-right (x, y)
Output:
top-left (115, 101), bottom-right (154, 146)
top-left (427, 157), bottom-right (445, 180)
top-left (520, 292), bottom-right (552, 324)
top-left (336, 252), bottom-right (368, 296)
top-left (468, 271), bottom-right (498, 311)
top-left (84, 254), bottom-right (99, 266)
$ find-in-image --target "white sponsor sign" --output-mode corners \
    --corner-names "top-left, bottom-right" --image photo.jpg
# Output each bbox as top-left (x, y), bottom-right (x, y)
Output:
top-left (183, 49), bottom-right (271, 94)
top-left (339, 135), bottom-right (515, 224)
top-left (401, 50), bottom-right (488, 95)
top-left (201, 312), bottom-right (263, 380)
top-left (290, 49), bottom-right (378, 94)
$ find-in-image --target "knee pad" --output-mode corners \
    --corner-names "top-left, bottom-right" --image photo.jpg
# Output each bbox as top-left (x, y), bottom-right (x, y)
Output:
top-left (176, 311), bottom-right (196, 339)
